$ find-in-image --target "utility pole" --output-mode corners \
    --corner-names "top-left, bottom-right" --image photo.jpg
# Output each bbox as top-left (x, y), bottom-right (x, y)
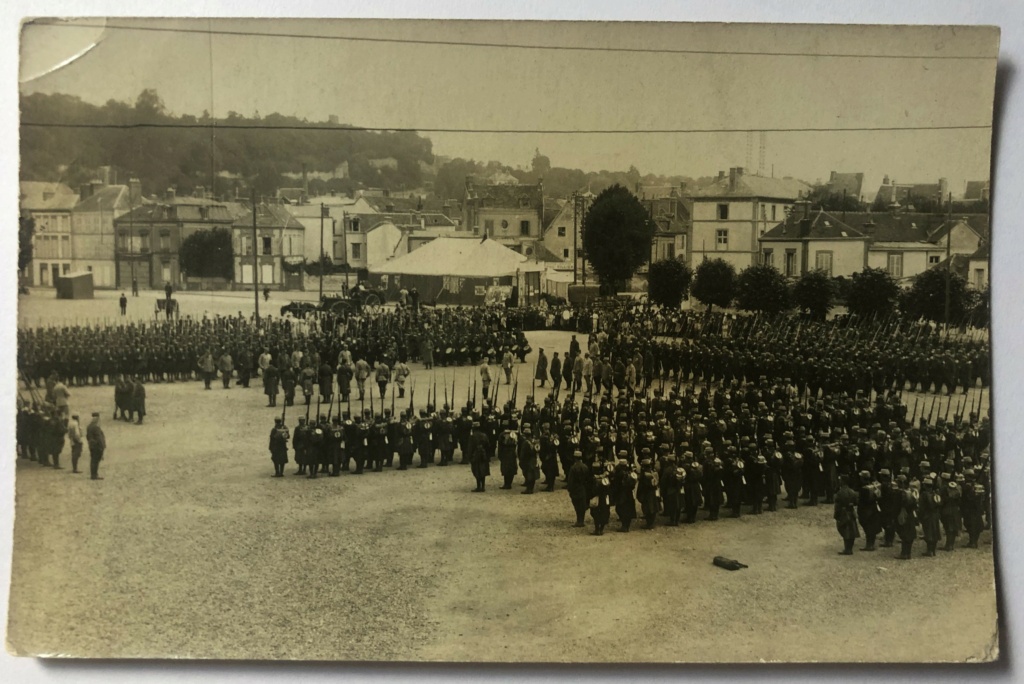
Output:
top-left (319, 203), bottom-right (328, 300)
top-left (572, 191), bottom-right (578, 284)
top-left (944, 191), bottom-right (952, 328)
top-left (581, 197), bottom-right (588, 287)
top-left (252, 189), bottom-right (260, 324)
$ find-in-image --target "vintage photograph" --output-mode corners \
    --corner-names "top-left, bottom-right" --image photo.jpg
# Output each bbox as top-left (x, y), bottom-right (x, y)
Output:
top-left (9, 18), bottom-right (998, 662)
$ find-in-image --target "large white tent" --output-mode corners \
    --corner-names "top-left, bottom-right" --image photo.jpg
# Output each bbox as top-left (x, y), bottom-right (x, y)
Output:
top-left (369, 236), bottom-right (543, 305)
top-left (369, 236), bottom-right (543, 278)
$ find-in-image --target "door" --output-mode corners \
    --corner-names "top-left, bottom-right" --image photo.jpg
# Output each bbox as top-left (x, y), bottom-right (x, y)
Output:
top-left (51, 264), bottom-right (60, 286)
top-left (162, 263), bottom-right (172, 285)
top-left (261, 263), bottom-right (274, 285)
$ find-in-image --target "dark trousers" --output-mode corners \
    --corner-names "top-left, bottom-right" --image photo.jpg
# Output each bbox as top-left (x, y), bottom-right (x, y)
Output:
top-left (222, 371), bottom-right (231, 388)
top-left (571, 497), bottom-right (588, 525)
top-left (89, 450), bottom-right (103, 479)
top-left (71, 444), bottom-right (82, 472)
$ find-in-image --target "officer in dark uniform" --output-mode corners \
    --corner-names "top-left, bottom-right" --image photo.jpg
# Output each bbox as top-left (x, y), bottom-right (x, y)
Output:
top-left (269, 418), bottom-right (290, 477)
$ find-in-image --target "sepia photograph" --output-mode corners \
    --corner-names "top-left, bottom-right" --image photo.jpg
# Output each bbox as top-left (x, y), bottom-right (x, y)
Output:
top-left (6, 13), bottom-right (1004, 667)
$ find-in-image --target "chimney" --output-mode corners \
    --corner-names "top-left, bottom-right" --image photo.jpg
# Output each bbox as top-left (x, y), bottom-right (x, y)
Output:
top-left (90, 180), bottom-right (103, 196)
top-left (799, 218), bottom-right (812, 238)
top-left (79, 183), bottom-right (93, 201)
top-left (166, 187), bottom-right (176, 202)
top-left (717, 170), bottom-right (725, 181)
top-left (729, 167), bottom-right (743, 191)
top-left (883, 175), bottom-right (890, 185)
top-left (830, 171), bottom-right (838, 182)
top-left (129, 178), bottom-right (142, 206)
top-left (194, 185), bottom-right (204, 199)
top-left (938, 177), bottom-right (949, 200)
top-left (99, 165), bottom-right (112, 185)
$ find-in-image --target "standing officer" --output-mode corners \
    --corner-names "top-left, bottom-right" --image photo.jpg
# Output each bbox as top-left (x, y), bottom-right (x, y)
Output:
top-left (375, 360), bottom-right (390, 401)
top-left (269, 418), bottom-right (290, 477)
top-left (497, 420), bottom-right (519, 489)
top-left (218, 350), bottom-right (234, 389)
top-left (833, 474), bottom-right (859, 555)
top-left (566, 451), bottom-right (591, 527)
top-left (86, 412), bottom-right (105, 480)
top-left (263, 361), bottom-right (280, 407)
top-left (469, 421), bottom-right (490, 492)
top-left (67, 413), bottom-right (84, 474)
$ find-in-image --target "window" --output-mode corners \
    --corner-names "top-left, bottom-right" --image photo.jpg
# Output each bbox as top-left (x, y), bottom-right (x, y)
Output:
top-left (86, 266), bottom-right (93, 272)
top-left (138, 231), bottom-right (149, 252)
top-left (262, 236), bottom-right (272, 255)
top-left (484, 219), bottom-right (494, 234)
top-left (520, 220), bottom-right (530, 236)
top-left (160, 232), bottom-right (170, 251)
top-left (715, 229), bottom-right (729, 249)
top-left (928, 255), bottom-right (940, 265)
top-left (62, 263), bottom-right (70, 274)
top-left (814, 251), bottom-right (833, 276)
top-left (118, 231), bottom-right (128, 250)
top-left (350, 218), bottom-right (361, 233)
top-left (717, 203), bottom-right (729, 220)
top-left (771, 205), bottom-right (777, 221)
top-left (665, 244), bottom-right (675, 260)
top-left (887, 253), bottom-right (903, 278)
top-left (974, 268), bottom-right (986, 289)
top-left (762, 249), bottom-right (774, 267)
top-left (60, 235), bottom-right (70, 258)
top-left (557, 226), bottom-right (566, 237)
top-left (242, 236), bottom-right (252, 256)
top-left (351, 243), bottom-right (362, 260)
top-left (562, 248), bottom-right (570, 259)
top-left (785, 250), bottom-right (797, 277)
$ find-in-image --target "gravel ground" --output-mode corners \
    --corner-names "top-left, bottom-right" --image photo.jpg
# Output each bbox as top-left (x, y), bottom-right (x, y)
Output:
top-left (8, 305), bottom-right (998, 662)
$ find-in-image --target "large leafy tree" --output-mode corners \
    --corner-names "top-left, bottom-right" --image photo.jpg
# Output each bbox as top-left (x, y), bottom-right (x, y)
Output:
top-left (846, 267), bottom-right (900, 320)
top-left (736, 263), bottom-right (792, 316)
top-left (581, 184), bottom-right (654, 294)
top-left (179, 228), bottom-right (234, 280)
top-left (691, 258), bottom-right (737, 310)
top-left (647, 259), bottom-right (693, 308)
top-left (792, 269), bottom-right (836, 320)
top-left (900, 266), bottom-right (971, 324)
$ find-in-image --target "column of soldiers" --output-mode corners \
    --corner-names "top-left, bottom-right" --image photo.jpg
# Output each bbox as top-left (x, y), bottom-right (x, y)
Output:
top-left (17, 306), bottom-right (534, 392)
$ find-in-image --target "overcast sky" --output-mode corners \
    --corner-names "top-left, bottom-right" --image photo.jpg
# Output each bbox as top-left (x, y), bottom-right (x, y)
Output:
top-left (19, 18), bottom-right (998, 195)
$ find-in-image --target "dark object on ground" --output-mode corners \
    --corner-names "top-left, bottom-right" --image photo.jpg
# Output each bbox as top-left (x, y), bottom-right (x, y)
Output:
top-left (280, 301), bottom-right (319, 318)
top-left (713, 556), bottom-right (748, 571)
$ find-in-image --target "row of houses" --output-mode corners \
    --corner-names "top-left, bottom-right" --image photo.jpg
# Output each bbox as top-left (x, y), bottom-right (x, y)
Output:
top-left (20, 166), bottom-right (991, 294)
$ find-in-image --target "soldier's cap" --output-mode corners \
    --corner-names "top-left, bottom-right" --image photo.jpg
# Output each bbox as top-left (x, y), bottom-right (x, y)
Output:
top-left (920, 460), bottom-right (931, 468)
top-left (522, 426), bottom-right (531, 433)
top-left (944, 458), bottom-right (955, 466)
top-left (298, 417), bottom-right (306, 423)
top-left (72, 414), bottom-right (79, 419)
top-left (941, 472), bottom-right (952, 480)
top-left (91, 411), bottom-right (100, 417)
top-left (640, 458), bottom-right (653, 466)
top-left (591, 462), bottom-right (604, 470)
top-left (879, 468), bottom-right (892, 477)
top-left (964, 468), bottom-right (976, 478)
top-left (572, 451), bottom-right (583, 459)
